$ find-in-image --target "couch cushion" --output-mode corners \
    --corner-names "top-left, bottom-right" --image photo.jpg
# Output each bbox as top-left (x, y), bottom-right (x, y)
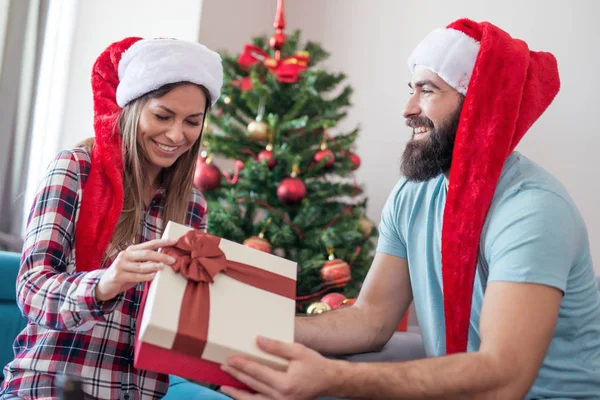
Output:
top-left (0, 304), bottom-right (26, 380)
top-left (0, 251), bottom-right (20, 301)
top-left (164, 376), bottom-right (230, 399)
top-left (0, 251), bottom-right (25, 381)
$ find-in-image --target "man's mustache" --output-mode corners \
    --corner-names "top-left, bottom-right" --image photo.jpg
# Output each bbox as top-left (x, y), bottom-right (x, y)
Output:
top-left (406, 117), bottom-right (434, 129)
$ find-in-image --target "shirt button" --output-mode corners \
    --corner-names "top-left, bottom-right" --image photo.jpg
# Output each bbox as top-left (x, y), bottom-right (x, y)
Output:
top-left (124, 394), bottom-right (130, 400)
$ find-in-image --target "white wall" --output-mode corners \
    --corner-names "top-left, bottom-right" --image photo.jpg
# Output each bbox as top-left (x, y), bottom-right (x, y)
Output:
top-left (199, 0), bottom-right (600, 273)
top-left (0, 0), bottom-right (9, 75)
top-left (58, 0), bottom-right (204, 150)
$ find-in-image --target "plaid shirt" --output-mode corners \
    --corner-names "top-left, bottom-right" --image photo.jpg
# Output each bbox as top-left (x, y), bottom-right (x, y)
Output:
top-left (1, 148), bottom-right (207, 400)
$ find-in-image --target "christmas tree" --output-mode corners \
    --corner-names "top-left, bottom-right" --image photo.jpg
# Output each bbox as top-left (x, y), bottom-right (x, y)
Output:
top-left (195, 1), bottom-right (377, 313)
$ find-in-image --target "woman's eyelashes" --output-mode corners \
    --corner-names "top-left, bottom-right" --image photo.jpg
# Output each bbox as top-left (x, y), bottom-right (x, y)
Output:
top-left (154, 114), bottom-right (201, 126)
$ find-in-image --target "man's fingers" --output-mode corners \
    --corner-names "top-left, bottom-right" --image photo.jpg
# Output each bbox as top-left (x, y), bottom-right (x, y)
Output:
top-left (225, 356), bottom-right (285, 391)
top-left (256, 336), bottom-right (299, 361)
top-left (219, 385), bottom-right (268, 400)
top-left (221, 364), bottom-right (277, 398)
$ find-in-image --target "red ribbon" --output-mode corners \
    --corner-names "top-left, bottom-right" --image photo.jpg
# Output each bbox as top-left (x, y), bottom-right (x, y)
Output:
top-left (233, 44), bottom-right (309, 90)
top-left (161, 230), bottom-right (296, 359)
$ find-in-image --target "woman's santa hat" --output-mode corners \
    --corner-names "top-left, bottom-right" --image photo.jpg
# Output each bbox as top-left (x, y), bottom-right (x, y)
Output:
top-left (407, 18), bottom-right (560, 354)
top-left (75, 37), bottom-right (223, 273)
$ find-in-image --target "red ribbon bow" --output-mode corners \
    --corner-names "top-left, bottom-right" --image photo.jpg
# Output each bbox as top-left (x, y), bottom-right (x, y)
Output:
top-left (165, 232), bottom-right (227, 283)
top-left (233, 44), bottom-right (309, 91)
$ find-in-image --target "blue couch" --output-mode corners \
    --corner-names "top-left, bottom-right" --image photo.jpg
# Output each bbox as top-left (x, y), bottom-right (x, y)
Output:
top-left (0, 251), bottom-right (229, 399)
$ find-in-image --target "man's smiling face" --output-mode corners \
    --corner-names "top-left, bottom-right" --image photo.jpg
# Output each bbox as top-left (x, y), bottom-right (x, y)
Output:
top-left (400, 66), bottom-right (464, 181)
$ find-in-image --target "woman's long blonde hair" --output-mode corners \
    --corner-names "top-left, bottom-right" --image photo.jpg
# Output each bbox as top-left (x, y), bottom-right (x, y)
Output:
top-left (81, 82), bottom-right (211, 260)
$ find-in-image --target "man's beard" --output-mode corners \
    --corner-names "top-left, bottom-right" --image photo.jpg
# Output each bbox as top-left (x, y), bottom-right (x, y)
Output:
top-left (400, 102), bottom-right (463, 182)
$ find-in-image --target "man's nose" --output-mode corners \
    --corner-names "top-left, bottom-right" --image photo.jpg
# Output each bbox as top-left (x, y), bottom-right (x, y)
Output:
top-left (403, 94), bottom-right (421, 118)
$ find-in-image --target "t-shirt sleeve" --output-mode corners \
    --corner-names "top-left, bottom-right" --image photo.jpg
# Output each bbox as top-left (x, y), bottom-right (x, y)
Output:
top-left (483, 188), bottom-right (581, 292)
top-left (376, 181), bottom-right (408, 259)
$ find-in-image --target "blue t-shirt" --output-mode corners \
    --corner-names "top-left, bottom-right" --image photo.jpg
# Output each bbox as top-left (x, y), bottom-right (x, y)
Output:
top-left (377, 152), bottom-right (600, 398)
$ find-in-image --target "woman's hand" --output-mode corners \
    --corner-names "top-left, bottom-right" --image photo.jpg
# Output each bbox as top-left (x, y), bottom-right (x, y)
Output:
top-left (95, 238), bottom-right (178, 302)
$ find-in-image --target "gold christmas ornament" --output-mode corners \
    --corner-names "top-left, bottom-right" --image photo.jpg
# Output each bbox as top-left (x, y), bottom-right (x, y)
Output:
top-left (247, 120), bottom-right (269, 141)
top-left (224, 96), bottom-right (231, 105)
top-left (248, 96), bottom-right (269, 141)
top-left (306, 301), bottom-right (332, 315)
top-left (359, 216), bottom-right (373, 237)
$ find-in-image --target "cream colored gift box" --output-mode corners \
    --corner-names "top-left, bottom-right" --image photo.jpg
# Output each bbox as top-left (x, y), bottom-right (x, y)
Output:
top-left (138, 221), bottom-right (297, 368)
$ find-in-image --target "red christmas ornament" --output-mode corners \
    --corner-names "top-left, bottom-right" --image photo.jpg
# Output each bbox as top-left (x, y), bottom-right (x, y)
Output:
top-left (349, 152), bottom-right (361, 170)
top-left (314, 149), bottom-right (335, 168)
top-left (194, 154), bottom-right (221, 191)
top-left (269, 32), bottom-right (287, 51)
top-left (339, 298), bottom-right (356, 308)
top-left (277, 177), bottom-right (306, 205)
top-left (243, 236), bottom-right (272, 254)
top-left (321, 258), bottom-right (351, 288)
top-left (269, 0), bottom-right (286, 53)
top-left (321, 292), bottom-right (347, 309)
top-left (258, 148), bottom-right (276, 169)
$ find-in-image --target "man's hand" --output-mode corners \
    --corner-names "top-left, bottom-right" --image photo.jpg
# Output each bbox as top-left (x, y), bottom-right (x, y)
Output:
top-left (220, 336), bottom-right (339, 400)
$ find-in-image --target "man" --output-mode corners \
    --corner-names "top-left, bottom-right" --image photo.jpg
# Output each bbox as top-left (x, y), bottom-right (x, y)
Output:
top-left (220, 18), bottom-right (600, 399)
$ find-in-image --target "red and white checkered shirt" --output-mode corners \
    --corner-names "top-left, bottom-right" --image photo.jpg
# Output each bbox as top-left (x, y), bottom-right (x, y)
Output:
top-left (1, 148), bottom-right (208, 400)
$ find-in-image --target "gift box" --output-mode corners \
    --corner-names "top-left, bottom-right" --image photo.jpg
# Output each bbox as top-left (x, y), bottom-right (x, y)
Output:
top-left (134, 221), bottom-right (297, 388)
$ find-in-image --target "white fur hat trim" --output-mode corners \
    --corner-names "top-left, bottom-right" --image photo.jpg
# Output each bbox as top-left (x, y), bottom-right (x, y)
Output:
top-left (116, 38), bottom-right (223, 107)
top-left (407, 28), bottom-right (480, 95)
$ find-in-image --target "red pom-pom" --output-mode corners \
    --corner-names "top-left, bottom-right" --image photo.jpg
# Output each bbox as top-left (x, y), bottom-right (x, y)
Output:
top-left (258, 150), bottom-right (276, 169)
top-left (194, 157), bottom-right (221, 191)
top-left (277, 177), bottom-right (306, 205)
top-left (321, 292), bottom-right (347, 309)
top-left (321, 259), bottom-right (351, 288)
top-left (314, 149), bottom-right (335, 168)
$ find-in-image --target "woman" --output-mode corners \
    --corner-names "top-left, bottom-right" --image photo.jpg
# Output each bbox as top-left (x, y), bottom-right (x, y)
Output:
top-left (0, 37), bottom-right (229, 399)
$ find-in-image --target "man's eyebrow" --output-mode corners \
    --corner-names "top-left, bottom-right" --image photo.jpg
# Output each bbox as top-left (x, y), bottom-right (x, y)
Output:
top-left (408, 80), bottom-right (442, 90)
